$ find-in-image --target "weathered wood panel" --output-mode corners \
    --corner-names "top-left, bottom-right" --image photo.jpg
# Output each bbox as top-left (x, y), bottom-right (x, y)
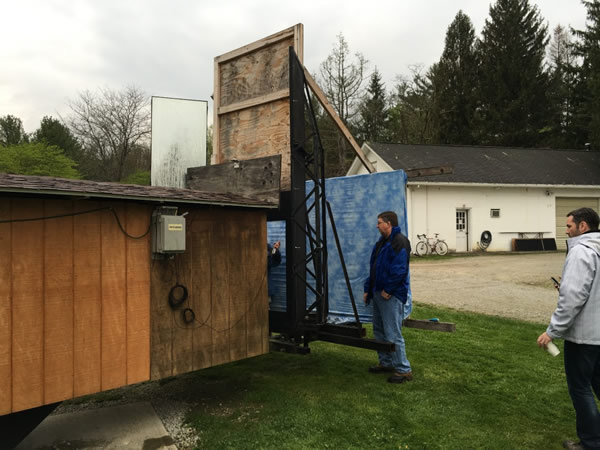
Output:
top-left (171, 232), bottom-right (194, 377)
top-left (150, 259), bottom-right (174, 380)
top-left (73, 202), bottom-right (102, 397)
top-left (214, 24), bottom-right (303, 192)
top-left (228, 224), bottom-right (247, 362)
top-left (210, 213), bottom-right (231, 366)
top-left (149, 208), bottom-right (269, 379)
top-left (0, 199), bottom-right (11, 415)
top-left (186, 155), bottom-right (281, 206)
top-left (245, 214), bottom-right (268, 357)
top-left (101, 204), bottom-right (127, 390)
top-left (43, 200), bottom-right (74, 404)
top-left (218, 41), bottom-right (292, 108)
top-left (190, 223), bottom-right (212, 370)
top-left (11, 199), bottom-right (44, 412)
top-left (125, 204), bottom-right (151, 384)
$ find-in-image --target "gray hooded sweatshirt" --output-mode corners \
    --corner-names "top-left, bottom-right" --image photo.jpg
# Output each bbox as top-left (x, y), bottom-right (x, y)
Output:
top-left (546, 231), bottom-right (600, 345)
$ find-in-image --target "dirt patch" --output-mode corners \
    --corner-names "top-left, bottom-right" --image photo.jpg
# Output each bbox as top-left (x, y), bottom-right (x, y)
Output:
top-left (410, 252), bottom-right (565, 324)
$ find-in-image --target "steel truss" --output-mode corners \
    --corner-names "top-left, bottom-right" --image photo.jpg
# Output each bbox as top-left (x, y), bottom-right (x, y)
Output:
top-left (268, 49), bottom-right (393, 354)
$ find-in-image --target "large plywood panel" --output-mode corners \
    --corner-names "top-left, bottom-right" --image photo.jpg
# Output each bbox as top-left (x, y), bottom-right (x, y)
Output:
top-left (11, 199), bottom-right (44, 412)
top-left (43, 200), bottom-right (74, 404)
top-left (218, 37), bottom-right (293, 107)
top-left (125, 204), bottom-right (151, 384)
top-left (218, 99), bottom-right (291, 190)
top-left (0, 199), bottom-right (11, 415)
top-left (214, 24), bottom-right (302, 192)
top-left (73, 202), bottom-right (102, 397)
top-left (101, 204), bottom-right (127, 390)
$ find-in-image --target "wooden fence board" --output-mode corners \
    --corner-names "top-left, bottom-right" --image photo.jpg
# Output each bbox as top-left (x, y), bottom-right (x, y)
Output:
top-left (150, 259), bottom-right (173, 380)
top-left (125, 204), bottom-right (151, 384)
top-left (0, 199), bottom-right (11, 415)
top-left (228, 223), bottom-right (247, 362)
top-left (245, 214), bottom-right (268, 357)
top-left (43, 200), bottom-right (74, 404)
top-left (101, 204), bottom-right (127, 390)
top-left (190, 223), bottom-right (212, 370)
top-left (11, 199), bottom-right (44, 412)
top-left (73, 202), bottom-right (102, 397)
top-left (171, 240), bottom-right (194, 377)
top-left (210, 213), bottom-right (230, 365)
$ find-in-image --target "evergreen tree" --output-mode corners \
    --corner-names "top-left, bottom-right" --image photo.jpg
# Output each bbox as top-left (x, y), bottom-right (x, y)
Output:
top-left (388, 65), bottom-right (438, 144)
top-left (430, 10), bottom-right (479, 145)
top-left (478, 0), bottom-right (550, 147)
top-left (546, 25), bottom-right (578, 148)
top-left (33, 116), bottom-right (82, 161)
top-left (0, 115), bottom-right (28, 146)
top-left (572, 0), bottom-right (600, 150)
top-left (357, 68), bottom-right (389, 144)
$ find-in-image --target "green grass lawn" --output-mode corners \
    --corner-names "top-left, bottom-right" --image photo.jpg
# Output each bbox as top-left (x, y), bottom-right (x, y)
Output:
top-left (184, 304), bottom-right (579, 449)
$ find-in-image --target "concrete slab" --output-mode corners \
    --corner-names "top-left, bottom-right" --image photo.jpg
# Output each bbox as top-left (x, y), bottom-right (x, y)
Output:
top-left (15, 401), bottom-right (177, 449)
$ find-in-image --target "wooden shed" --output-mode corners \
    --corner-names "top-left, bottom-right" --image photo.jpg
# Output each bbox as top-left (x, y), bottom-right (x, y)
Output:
top-left (0, 173), bottom-right (276, 416)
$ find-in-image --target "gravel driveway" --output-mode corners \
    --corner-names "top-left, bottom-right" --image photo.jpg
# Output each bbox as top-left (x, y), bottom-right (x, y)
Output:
top-left (411, 251), bottom-right (566, 323)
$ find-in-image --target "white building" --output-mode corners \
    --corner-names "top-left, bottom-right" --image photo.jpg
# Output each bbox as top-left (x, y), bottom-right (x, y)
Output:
top-left (347, 143), bottom-right (600, 252)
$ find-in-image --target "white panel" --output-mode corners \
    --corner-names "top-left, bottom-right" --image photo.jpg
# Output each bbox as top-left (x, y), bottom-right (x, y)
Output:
top-left (151, 97), bottom-right (208, 188)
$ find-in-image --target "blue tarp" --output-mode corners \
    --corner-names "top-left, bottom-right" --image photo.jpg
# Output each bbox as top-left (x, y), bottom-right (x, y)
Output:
top-left (267, 170), bottom-right (411, 323)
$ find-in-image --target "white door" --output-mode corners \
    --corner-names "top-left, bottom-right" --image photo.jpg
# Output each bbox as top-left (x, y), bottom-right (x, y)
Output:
top-left (456, 210), bottom-right (468, 252)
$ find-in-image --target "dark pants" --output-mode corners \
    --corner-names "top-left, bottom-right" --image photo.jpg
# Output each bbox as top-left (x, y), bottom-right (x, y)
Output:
top-left (564, 340), bottom-right (600, 449)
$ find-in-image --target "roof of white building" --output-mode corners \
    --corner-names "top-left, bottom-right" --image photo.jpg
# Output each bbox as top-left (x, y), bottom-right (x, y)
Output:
top-left (365, 143), bottom-right (600, 185)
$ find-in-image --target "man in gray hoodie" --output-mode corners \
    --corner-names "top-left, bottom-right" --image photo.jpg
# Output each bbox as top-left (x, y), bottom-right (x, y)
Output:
top-left (537, 207), bottom-right (600, 450)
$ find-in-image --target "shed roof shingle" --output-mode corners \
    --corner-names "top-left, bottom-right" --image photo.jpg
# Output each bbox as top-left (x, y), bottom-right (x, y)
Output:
top-left (0, 173), bottom-right (277, 208)
top-left (368, 143), bottom-right (600, 185)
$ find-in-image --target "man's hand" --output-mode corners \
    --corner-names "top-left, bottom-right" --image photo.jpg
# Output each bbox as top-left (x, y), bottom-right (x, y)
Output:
top-left (537, 331), bottom-right (552, 349)
top-left (273, 241), bottom-right (280, 250)
top-left (381, 290), bottom-right (391, 300)
top-left (363, 292), bottom-right (368, 304)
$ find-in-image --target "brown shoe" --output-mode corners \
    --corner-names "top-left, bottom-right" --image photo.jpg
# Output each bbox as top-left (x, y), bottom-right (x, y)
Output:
top-left (368, 364), bottom-right (395, 373)
top-left (388, 372), bottom-right (413, 383)
top-left (563, 440), bottom-right (585, 450)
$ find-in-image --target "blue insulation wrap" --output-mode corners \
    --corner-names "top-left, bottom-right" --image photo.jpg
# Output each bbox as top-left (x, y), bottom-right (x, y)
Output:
top-left (267, 170), bottom-right (412, 323)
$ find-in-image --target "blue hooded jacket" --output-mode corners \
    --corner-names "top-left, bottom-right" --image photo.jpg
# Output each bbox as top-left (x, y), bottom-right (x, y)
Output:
top-left (364, 226), bottom-right (411, 303)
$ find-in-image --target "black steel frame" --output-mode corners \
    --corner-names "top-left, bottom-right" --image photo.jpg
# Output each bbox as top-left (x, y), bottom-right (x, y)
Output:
top-left (268, 49), bottom-right (393, 354)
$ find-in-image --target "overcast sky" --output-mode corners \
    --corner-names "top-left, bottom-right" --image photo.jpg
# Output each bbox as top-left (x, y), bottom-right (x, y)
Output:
top-left (0, 0), bottom-right (588, 133)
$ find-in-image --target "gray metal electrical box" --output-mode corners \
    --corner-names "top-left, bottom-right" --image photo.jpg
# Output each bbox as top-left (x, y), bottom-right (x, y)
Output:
top-left (152, 207), bottom-right (186, 255)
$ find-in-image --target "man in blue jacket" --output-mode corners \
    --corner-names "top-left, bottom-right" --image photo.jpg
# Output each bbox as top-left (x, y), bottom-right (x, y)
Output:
top-left (363, 211), bottom-right (412, 383)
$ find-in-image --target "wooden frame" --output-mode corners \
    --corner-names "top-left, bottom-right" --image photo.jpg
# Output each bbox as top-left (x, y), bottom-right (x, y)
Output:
top-left (213, 24), bottom-right (303, 191)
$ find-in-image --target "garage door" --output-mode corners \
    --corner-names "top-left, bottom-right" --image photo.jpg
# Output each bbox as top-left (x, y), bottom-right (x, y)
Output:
top-left (555, 197), bottom-right (600, 250)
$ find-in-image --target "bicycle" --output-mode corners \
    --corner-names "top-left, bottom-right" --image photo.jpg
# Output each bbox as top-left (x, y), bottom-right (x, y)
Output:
top-left (415, 233), bottom-right (448, 256)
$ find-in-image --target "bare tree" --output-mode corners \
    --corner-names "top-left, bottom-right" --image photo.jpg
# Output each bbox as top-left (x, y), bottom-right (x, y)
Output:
top-left (65, 85), bottom-right (151, 181)
top-left (318, 34), bottom-right (368, 175)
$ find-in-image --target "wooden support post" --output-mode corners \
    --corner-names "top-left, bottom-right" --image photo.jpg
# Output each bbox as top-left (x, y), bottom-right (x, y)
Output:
top-left (302, 67), bottom-right (376, 174)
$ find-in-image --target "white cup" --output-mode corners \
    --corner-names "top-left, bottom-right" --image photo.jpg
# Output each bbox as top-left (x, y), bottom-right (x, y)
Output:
top-left (546, 341), bottom-right (560, 357)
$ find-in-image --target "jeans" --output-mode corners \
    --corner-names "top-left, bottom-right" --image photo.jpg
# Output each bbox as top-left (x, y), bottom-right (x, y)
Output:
top-left (564, 340), bottom-right (600, 449)
top-left (372, 292), bottom-right (411, 373)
